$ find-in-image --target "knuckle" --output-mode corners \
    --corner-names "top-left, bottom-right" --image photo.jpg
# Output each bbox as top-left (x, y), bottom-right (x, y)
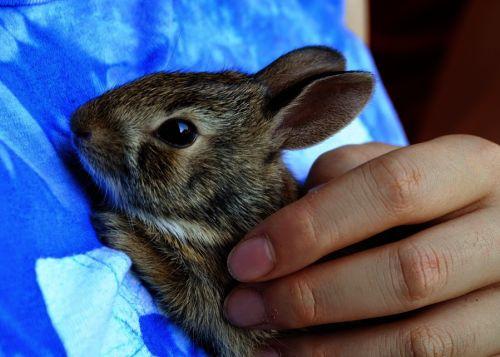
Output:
top-left (467, 135), bottom-right (500, 163)
top-left (366, 155), bottom-right (425, 218)
top-left (289, 277), bottom-right (319, 325)
top-left (441, 134), bottom-right (500, 167)
top-left (442, 134), bottom-right (496, 151)
top-left (474, 138), bottom-right (500, 173)
top-left (468, 135), bottom-right (498, 152)
top-left (404, 325), bottom-right (458, 357)
top-left (295, 197), bottom-right (322, 248)
top-left (394, 243), bottom-right (451, 305)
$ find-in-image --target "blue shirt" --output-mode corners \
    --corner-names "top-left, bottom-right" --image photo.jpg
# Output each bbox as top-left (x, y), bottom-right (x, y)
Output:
top-left (0, 1), bottom-right (406, 355)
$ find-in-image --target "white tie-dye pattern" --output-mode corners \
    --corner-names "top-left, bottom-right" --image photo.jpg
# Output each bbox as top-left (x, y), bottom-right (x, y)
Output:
top-left (35, 247), bottom-right (196, 357)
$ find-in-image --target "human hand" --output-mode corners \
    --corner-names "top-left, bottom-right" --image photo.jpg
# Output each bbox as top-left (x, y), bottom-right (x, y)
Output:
top-left (224, 135), bottom-right (500, 356)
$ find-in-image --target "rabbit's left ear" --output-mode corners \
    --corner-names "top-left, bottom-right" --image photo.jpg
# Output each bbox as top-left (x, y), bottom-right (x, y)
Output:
top-left (255, 47), bottom-right (374, 149)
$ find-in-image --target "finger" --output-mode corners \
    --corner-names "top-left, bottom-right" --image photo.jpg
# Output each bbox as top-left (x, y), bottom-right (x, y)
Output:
top-left (227, 135), bottom-right (499, 282)
top-left (268, 284), bottom-right (500, 357)
top-left (305, 142), bottom-right (399, 189)
top-left (225, 206), bottom-right (500, 329)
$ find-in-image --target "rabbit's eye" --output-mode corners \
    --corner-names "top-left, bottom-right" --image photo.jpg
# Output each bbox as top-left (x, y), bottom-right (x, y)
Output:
top-left (156, 118), bottom-right (198, 148)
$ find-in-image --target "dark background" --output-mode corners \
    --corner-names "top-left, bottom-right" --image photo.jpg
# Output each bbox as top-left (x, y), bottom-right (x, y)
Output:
top-left (370, 0), bottom-right (500, 144)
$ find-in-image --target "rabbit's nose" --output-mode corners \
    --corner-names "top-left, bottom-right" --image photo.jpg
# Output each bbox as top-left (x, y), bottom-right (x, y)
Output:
top-left (71, 108), bottom-right (94, 142)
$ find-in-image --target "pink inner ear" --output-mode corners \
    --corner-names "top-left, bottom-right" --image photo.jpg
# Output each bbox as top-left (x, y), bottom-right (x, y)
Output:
top-left (275, 72), bottom-right (374, 150)
top-left (279, 82), bottom-right (344, 130)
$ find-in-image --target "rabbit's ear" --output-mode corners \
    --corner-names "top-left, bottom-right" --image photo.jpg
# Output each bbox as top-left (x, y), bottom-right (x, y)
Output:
top-left (255, 47), bottom-right (373, 149)
top-left (255, 46), bottom-right (346, 97)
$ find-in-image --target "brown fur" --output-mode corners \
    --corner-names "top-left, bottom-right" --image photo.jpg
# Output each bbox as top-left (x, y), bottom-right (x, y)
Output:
top-left (71, 46), bottom-right (374, 356)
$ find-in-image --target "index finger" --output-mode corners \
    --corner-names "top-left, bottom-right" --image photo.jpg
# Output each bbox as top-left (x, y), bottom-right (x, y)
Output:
top-left (305, 142), bottom-right (399, 189)
top-left (227, 135), bottom-right (499, 282)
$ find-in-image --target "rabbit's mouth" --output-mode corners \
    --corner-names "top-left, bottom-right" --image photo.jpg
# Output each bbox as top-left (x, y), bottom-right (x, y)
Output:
top-left (72, 139), bottom-right (127, 209)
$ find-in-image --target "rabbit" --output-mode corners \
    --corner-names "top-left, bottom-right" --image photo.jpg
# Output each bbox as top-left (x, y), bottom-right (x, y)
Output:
top-left (70, 46), bottom-right (374, 357)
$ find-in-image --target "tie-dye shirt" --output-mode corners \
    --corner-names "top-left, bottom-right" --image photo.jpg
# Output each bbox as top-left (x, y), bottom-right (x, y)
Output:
top-left (0, 1), bottom-right (406, 355)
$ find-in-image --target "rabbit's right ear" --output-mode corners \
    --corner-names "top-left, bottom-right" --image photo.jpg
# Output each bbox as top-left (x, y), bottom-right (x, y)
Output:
top-left (255, 46), bottom-right (346, 96)
top-left (255, 46), bottom-right (373, 149)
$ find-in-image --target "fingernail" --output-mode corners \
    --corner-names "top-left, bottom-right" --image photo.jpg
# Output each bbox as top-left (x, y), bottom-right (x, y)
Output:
top-left (256, 347), bottom-right (280, 357)
top-left (228, 236), bottom-right (275, 281)
top-left (224, 288), bottom-right (266, 327)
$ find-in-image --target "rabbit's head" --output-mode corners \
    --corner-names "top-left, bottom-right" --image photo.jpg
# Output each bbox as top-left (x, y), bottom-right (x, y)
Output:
top-left (71, 46), bottom-right (373, 243)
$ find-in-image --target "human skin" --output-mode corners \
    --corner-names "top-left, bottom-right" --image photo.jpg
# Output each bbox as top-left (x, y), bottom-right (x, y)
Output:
top-left (224, 135), bottom-right (500, 356)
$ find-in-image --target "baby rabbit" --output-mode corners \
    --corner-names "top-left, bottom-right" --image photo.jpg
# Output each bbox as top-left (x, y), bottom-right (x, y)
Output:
top-left (71, 46), bottom-right (373, 356)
